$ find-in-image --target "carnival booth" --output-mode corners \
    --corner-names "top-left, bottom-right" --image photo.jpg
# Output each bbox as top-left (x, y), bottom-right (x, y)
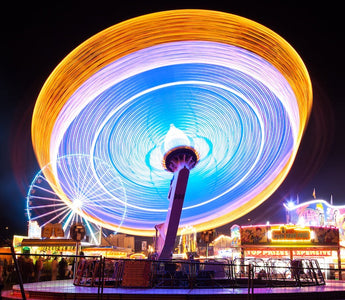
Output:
top-left (242, 224), bottom-right (339, 278)
top-left (214, 223), bottom-right (340, 280)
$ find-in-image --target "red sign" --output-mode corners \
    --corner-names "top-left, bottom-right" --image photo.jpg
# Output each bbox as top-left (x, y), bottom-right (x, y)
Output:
top-left (246, 250), bottom-right (289, 257)
top-left (293, 250), bottom-right (332, 257)
top-left (246, 249), bottom-right (332, 257)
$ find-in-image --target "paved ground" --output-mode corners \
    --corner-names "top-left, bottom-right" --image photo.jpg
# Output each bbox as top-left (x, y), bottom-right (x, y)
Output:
top-left (3, 279), bottom-right (345, 299)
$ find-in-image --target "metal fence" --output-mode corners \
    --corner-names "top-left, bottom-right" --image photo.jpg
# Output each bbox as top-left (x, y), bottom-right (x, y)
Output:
top-left (72, 256), bottom-right (327, 289)
top-left (0, 250), bottom-right (102, 299)
top-left (0, 251), bottom-right (339, 299)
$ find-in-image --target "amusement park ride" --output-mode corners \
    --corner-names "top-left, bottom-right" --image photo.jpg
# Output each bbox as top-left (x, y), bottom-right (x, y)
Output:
top-left (28, 9), bottom-right (312, 264)
top-left (15, 10), bottom-right (335, 299)
top-left (155, 126), bottom-right (199, 259)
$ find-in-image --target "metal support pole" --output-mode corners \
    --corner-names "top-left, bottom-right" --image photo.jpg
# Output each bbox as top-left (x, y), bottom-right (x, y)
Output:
top-left (337, 247), bottom-right (342, 280)
top-left (73, 241), bottom-right (80, 281)
top-left (247, 263), bottom-right (253, 300)
top-left (154, 225), bottom-right (158, 253)
top-left (10, 245), bottom-right (26, 300)
top-left (251, 264), bottom-right (254, 294)
top-left (97, 255), bottom-right (104, 300)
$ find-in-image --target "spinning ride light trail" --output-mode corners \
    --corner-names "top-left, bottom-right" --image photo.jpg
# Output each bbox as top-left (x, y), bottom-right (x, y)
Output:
top-left (31, 9), bottom-right (312, 236)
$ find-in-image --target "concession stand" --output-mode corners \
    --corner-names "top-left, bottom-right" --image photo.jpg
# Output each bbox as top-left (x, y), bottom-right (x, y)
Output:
top-left (214, 224), bottom-right (341, 279)
top-left (240, 224), bottom-right (340, 279)
top-left (213, 198), bottom-right (345, 280)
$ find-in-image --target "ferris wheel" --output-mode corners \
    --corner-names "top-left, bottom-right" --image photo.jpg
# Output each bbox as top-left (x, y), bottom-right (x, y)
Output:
top-left (26, 154), bottom-right (127, 245)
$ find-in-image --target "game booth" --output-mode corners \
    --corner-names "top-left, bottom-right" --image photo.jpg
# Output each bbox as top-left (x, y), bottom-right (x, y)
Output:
top-left (214, 199), bottom-right (345, 280)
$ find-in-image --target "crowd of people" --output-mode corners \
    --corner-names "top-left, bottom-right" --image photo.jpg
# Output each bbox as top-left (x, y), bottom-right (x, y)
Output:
top-left (0, 254), bottom-right (76, 286)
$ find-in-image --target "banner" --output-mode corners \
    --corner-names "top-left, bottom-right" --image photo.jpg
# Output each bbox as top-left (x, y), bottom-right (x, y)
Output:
top-left (246, 249), bottom-right (332, 257)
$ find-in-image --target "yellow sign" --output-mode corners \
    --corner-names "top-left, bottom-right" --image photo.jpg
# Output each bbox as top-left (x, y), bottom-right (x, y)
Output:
top-left (271, 226), bottom-right (310, 241)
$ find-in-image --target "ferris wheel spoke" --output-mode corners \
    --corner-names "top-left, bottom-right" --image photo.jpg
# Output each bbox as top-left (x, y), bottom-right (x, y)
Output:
top-left (35, 174), bottom-right (64, 192)
top-left (27, 154), bottom-right (126, 244)
top-left (63, 210), bottom-right (76, 233)
top-left (80, 163), bottom-right (121, 198)
top-left (73, 212), bottom-right (78, 224)
top-left (76, 156), bottom-right (84, 194)
top-left (77, 159), bottom-right (95, 198)
top-left (29, 203), bottom-right (66, 209)
top-left (31, 205), bottom-right (70, 223)
top-left (58, 162), bottom-right (99, 202)
top-left (33, 205), bottom-right (69, 220)
top-left (28, 195), bottom-right (65, 202)
top-left (57, 163), bottom-right (81, 200)
top-left (56, 177), bottom-right (79, 201)
top-left (39, 207), bottom-right (71, 228)
top-left (31, 183), bottom-right (63, 196)
top-left (76, 171), bottom-right (106, 200)
top-left (57, 209), bottom-right (73, 225)
top-left (62, 156), bottom-right (98, 200)
top-left (84, 217), bottom-right (99, 244)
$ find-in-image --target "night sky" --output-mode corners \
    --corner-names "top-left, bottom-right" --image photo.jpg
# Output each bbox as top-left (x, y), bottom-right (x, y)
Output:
top-left (1, 2), bottom-right (344, 238)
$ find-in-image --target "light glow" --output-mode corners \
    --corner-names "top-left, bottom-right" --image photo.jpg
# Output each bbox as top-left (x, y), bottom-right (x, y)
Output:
top-left (31, 10), bottom-right (312, 235)
top-left (270, 225), bottom-right (311, 242)
top-left (246, 250), bottom-right (333, 257)
top-left (164, 124), bottom-right (191, 152)
top-left (26, 154), bottom-right (127, 244)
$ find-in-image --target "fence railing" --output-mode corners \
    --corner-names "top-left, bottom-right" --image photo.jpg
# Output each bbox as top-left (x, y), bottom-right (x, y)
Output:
top-left (72, 256), bottom-right (327, 289)
top-left (0, 251), bottom-right (102, 299)
top-left (0, 252), bottom-right (341, 299)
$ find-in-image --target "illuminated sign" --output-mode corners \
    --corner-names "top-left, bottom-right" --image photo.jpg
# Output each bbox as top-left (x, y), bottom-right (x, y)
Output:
top-left (28, 221), bottom-right (41, 239)
top-left (246, 250), bottom-right (289, 257)
top-left (41, 223), bottom-right (65, 238)
top-left (70, 223), bottom-right (85, 242)
top-left (285, 199), bottom-right (345, 227)
top-left (240, 226), bottom-right (268, 245)
top-left (271, 226), bottom-right (311, 242)
top-left (246, 250), bottom-right (332, 257)
top-left (313, 226), bottom-right (339, 245)
top-left (240, 225), bottom-right (338, 246)
top-left (293, 250), bottom-right (332, 257)
top-left (231, 225), bottom-right (241, 238)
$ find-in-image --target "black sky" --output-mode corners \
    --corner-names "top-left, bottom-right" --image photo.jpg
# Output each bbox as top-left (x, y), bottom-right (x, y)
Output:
top-left (1, 1), bottom-right (344, 237)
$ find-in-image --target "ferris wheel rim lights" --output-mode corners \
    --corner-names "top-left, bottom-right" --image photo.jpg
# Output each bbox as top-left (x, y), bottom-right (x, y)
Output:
top-left (31, 9), bottom-right (312, 236)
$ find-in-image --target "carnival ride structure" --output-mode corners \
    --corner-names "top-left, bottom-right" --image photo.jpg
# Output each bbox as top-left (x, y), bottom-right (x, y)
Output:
top-left (26, 154), bottom-right (127, 245)
top-left (29, 9), bottom-right (312, 257)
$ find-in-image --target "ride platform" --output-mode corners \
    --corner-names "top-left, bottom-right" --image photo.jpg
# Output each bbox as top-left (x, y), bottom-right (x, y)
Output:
top-left (3, 279), bottom-right (345, 300)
